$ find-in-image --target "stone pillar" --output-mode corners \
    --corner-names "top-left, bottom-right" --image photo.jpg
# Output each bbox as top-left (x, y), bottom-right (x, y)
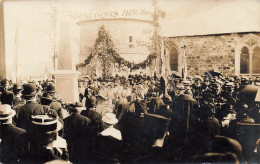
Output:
top-left (0, 1), bottom-right (6, 78)
top-left (52, 22), bottom-right (80, 103)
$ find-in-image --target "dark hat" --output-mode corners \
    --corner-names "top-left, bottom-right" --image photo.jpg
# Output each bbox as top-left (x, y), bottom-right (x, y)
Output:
top-left (179, 94), bottom-right (196, 101)
top-left (1, 91), bottom-right (14, 105)
top-left (22, 83), bottom-right (37, 97)
top-left (41, 92), bottom-right (53, 101)
top-left (31, 114), bottom-right (63, 132)
top-left (70, 102), bottom-right (83, 108)
top-left (13, 83), bottom-right (22, 91)
top-left (46, 84), bottom-right (55, 93)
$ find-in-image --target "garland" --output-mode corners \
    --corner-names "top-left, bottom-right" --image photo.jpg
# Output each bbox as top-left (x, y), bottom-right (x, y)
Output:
top-left (79, 52), bottom-right (157, 70)
top-left (77, 25), bottom-right (157, 70)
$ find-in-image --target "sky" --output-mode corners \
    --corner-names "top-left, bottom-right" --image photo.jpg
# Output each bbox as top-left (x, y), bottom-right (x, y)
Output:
top-left (2, 0), bottom-right (260, 79)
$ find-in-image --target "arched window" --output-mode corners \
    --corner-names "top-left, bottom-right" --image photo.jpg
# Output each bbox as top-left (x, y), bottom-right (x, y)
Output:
top-left (239, 37), bottom-right (260, 75)
top-left (169, 47), bottom-right (178, 71)
top-left (252, 47), bottom-right (260, 74)
top-left (240, 47), bottom-right (249, 74)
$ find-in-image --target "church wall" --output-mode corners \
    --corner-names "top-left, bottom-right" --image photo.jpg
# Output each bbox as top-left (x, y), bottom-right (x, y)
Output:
top-left (167, 32), bottom-right (260, 77)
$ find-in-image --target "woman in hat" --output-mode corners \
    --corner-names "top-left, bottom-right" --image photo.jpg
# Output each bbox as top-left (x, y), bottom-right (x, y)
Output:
top-left (0, 104), bottom-right (27, 163)
top-left (97, 113), bottom-right (122, 163)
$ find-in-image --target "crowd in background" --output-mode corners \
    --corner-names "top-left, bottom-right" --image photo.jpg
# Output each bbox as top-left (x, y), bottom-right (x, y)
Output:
top-left (0, 72), bottom-right (260, 163)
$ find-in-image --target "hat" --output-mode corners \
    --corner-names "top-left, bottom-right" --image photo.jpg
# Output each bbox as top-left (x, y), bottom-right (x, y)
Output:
top-left (177, 85), bottom-right (185, 90)
top-left (46, 84), bottom-right (55, 93)
top-left (0, 104), bottom-right (16, 120)
top-left (22, 83), bottom-right (37, 96)
top-left (70, 102), bottom-right (83, 108)
top-left (182, 81), bottom-right (191, 86)
top-left (179, 94), bottom-right (196, 101)
top-left (31, 114), bottom-right (63, 132)
top-left (13, 83), bottom-right (22, 91)
top-left (1, 91), bottom-right (14, 105)
top-left (102, 113), bottom-right (118, 125)
top-left (41, 92), bottom-right (53, 101)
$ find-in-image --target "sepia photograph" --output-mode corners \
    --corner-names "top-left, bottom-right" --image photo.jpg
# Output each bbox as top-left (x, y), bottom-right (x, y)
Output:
top-left (0, 0), bottom-right (260, 163)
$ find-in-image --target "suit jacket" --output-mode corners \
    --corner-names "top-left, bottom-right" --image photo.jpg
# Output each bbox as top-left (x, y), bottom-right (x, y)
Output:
top-left (64, 113), bottom-right (91, 162)
top-left (15, 101), bottom-right (49, 131)
top-left (0, 124), bottom-right (27, 163)
top-left (81, 109), bottom-right (104, 133)
top-left (50, 101), bottom-right (63, 119)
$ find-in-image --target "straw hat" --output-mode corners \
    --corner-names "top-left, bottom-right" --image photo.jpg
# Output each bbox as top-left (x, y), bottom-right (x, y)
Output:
top-left (0, 104), bottom-right (16, 120)
top-left (102, 113), bottom-right (118, 125)
top-left (31, 114), bottom-right (63, 132)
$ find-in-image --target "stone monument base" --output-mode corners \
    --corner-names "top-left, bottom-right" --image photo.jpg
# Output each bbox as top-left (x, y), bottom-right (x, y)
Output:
top-left (52, 70), bottom-right (80, 103)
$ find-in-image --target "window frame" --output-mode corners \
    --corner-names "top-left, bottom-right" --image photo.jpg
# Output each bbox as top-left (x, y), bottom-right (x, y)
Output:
top-left (239, 44), bottom-right (260, 75)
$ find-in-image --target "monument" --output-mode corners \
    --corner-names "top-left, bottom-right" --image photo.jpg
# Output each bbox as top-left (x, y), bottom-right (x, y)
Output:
top-left (52, 22), bottom-right (80, 103)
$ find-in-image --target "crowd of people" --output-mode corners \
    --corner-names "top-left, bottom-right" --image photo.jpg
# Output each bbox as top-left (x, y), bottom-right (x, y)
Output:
top-left (0, 73), bottom-right (260, 163)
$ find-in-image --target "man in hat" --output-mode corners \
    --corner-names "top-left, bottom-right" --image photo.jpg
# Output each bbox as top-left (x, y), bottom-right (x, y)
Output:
top-left (12, 83), bottom-right (25, 107)
top-left (64, 102), bottom-right (92, 163)
top-left (21, 114), bottom-right (68, 163)
top-left (45, 83), bottom-right (64, 119)
top-left (0, 104), bottom-right (27, 163)
top-left (1, 90), bottom-right (14, 106)
top-left (14, 83), bottom-right (49, 132)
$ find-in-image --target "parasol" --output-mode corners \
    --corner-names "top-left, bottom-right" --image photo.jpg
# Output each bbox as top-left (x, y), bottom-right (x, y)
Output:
top-left (238, 85), bottom-right (260, 102)
top-left (204, 71), bottom-right (222, 79)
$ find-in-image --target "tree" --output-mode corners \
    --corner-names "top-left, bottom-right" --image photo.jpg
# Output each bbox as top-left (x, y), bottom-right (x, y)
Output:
top-left (150, 0), bottom-right (166, 55)
top-left (89, 25), bottom-right (117, 79)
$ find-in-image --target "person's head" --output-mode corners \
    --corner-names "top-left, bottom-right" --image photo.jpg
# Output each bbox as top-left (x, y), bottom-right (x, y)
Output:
top-left (176, 85), bottom-right (185, 94)
top-left (13, 83), bottom-right (22, 95)
top-left (30, 114), bottom-right (62, 147)
top-left (1, 91), bottom-right (14, 106)
top-left (102, 113), bottom-right (118, 128)
top-left (70, 102), bottom-right (84, 113)
top-left (86, 96), bottom-right (96, 109)
top-left (46, 84), bottom-right (55, 95)
top-left (40, 92), bottom-right (53, 106)
top-left (0, 104), bottom-right (16, 125)
top-left (22, 83), bottom-right (37, 100)
top-left (144, 113), bottom-right (171, 147)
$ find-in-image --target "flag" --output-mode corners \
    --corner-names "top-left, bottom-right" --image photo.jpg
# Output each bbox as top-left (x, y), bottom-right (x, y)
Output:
top-left (182, 48), bottom-right (187, 80)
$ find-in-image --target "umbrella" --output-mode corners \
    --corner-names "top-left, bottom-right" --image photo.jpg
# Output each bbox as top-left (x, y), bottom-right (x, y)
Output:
top-left (204, 71), bottom-right (222, 79)
top-left (238, 85), bottom-right (260, 102)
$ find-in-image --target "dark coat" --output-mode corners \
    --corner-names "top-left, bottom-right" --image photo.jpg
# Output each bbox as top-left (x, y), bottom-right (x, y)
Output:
top-left (64, 113), bottom-right (91, 162)
top-left (50, 101), bottom-right (63, 119)
top-left (14, 101), bottom-right (49, 131)
top-left (0, 124), bottom-right (27, 163)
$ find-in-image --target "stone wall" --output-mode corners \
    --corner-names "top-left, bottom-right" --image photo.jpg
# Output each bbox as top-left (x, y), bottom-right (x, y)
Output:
top-left (78, 18), bottom-right (153, 64)
top-left (167, 32), bottom-right (260, 77)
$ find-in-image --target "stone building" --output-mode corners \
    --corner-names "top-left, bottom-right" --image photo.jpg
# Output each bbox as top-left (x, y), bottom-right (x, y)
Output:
top-left (160, 0), bottom-right (260, 78)
top-left (163, 32), bottom-right (260, 77)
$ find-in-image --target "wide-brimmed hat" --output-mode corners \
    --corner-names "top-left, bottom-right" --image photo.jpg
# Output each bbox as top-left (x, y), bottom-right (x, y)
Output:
top-left (31, 114), bottom-right (63, 132)
top-left (13, 83), bottom-right (22, 91)
top-left (177, 85), bottom-right (185, 90)
top-left (22, 83), bottom-right (37, 97)
top-left (46, 84), bottom-right (55, 93)
top-left (41, 92), bottom-right (53, 101)
top-left (102, 113), bottom-right (118, 125)
top-left (0, 104), bottom-right (16, 120)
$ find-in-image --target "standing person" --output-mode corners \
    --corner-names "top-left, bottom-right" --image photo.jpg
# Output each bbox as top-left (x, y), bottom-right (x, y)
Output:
top-left (0, 104), bottom-right (27, 163)
top-left (97, 113), bottom-right (122, 163)
top-left (14, 83), bottom-right (49, 132)
top-left (46, 84), bottom-right (64, 119)
top-left (21, 114), bottom-right (69, 163)
top-left (12, 83), bottom-right (25, 107)
top-left (63, 102), bottom-right (92, 163)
